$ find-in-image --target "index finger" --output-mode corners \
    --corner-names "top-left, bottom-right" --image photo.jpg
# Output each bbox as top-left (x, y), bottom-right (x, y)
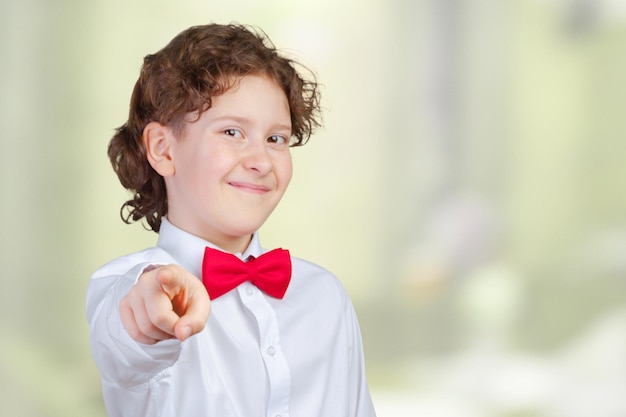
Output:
top-left (173, 285), bottom-right (211, 341)
top-left (139, 266), bottom-right (187, 336)
top-left (155, 266), bottom-right (211, 341)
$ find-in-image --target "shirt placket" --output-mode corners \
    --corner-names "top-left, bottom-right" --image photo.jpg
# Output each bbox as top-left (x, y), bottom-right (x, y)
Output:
top-left (238, 283), bottom-right (291, 417)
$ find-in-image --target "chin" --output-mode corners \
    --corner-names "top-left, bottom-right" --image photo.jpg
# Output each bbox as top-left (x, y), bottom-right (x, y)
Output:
top-left (225, 223), bottom-right (263, 238)
top-left (225, 214), bottom-right (272, 233)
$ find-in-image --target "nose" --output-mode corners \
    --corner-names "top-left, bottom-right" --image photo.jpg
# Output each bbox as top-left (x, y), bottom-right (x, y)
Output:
top-left (242, 140), bottom-right (272, 175)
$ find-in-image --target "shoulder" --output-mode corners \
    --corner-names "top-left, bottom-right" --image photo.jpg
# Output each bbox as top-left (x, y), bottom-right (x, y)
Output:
top-left (91, 247), bottom-right (177, 279)
top-left (289, 255), bottom-right (349, 301)
top-left (290, 255), bottom-right (334, 277)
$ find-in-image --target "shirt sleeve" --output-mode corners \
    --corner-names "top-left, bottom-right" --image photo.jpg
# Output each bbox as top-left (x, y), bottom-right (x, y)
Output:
top-left (86, 250), bottom-right (183, 388)
top-left (344, 297), bottom-right (378, 417)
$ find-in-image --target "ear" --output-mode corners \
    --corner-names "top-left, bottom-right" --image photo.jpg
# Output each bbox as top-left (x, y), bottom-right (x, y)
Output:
top-left (143, 121), bottom-right (175, 177)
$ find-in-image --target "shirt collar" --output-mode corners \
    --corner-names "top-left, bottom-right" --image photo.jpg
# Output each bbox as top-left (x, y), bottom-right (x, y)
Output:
top-left (156, 217), bottom-right (264, 278)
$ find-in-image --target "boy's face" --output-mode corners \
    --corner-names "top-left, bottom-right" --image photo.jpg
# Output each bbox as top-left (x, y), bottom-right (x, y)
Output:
top-left (158, 75), bottom-right (293, 252)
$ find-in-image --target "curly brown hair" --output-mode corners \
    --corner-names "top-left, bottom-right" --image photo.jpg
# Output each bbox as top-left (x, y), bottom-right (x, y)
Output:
top-left (108, 23), bottom-right (322, 232)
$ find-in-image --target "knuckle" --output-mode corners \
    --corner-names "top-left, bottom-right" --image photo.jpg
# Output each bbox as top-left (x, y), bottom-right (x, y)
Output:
top-left (136, 320), bottom-right (153, 336)
top-left (124, 323), bottom-right (143, 340)
top-left (151, 311), bottom-right (171, 328)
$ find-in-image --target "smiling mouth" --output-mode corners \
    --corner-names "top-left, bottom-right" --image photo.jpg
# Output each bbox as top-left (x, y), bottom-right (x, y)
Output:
top-left (228, 181), bottom-right (272, 194)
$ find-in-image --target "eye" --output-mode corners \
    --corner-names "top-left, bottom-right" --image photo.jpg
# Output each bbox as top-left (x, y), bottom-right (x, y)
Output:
top-left (223, 128), bottom-right (243, 138)
top-left (267, 135), bottom-right (288, 145)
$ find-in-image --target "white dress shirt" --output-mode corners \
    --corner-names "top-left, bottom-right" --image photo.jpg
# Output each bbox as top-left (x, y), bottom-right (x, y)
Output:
top-left (86, 218), bottom-right (376, 417)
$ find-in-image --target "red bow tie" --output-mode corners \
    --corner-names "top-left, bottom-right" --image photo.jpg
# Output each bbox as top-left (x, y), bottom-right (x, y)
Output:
top-left (202, 247), bottom-right (292, 300)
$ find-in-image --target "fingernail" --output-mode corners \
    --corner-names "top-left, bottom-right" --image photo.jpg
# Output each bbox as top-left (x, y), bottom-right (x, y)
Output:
top-left (183, 326), bottom-right (192, 340)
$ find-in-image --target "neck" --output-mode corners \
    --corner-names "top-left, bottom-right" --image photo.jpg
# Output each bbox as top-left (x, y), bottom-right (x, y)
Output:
top-left (210, 234), bottom-right (253, 254)
top-left (163, 217), bottom-right (254, 254)
top-left (164, 216), bottom-right (254, 254)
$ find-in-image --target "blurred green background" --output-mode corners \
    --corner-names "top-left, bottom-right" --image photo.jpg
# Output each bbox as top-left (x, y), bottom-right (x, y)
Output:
top-left (1, 0), bottom-right (626, 416)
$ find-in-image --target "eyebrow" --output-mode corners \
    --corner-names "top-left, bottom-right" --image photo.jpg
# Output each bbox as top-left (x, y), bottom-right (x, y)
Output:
top-left (210, 115), bottom-right (292, 132)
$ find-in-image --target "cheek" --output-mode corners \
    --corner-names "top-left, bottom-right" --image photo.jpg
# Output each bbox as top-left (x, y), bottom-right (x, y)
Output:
top-left (198, 150), bottom-right (230, 182)
top-left (277, 155), bottom-right (293, 187)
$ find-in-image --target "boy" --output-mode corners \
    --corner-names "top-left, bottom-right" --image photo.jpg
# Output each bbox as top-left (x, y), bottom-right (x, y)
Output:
top-left (86, 23), bottom-right (376, 417)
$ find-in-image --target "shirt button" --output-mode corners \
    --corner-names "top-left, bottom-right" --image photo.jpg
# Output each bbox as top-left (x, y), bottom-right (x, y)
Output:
top-left (266, 345), bottom-right (276, 357)
top-left (245, 286), bottom-right (254, 296)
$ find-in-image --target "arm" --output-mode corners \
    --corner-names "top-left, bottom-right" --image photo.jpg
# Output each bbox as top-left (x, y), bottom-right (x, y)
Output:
top-left (344, 299), bottom-right (377, 417)
top-left (86, 252), bottom-right (211, 387)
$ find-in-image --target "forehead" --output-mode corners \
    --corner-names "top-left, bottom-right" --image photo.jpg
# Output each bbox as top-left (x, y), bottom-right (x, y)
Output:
top-left (218, 76), bottom-right (290, 120)
top-left (183, 74), bottom-right (291, 126)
